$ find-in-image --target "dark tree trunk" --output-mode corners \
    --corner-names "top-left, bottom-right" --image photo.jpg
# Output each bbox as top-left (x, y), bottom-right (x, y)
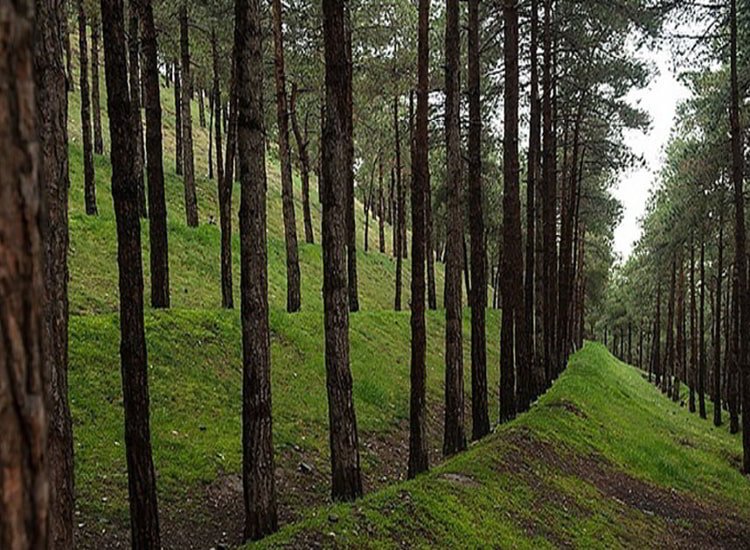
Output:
top-left (467, 0), bottom-right (490, 437)
top-left (378, 155), bottom-right (386, 253)
top-left (180, 3), bottom-right (198, 227)
top-left (271, 0), bottom-right (302, 313)
top-left (394, 96), bottom-right (404, 311)
top-left (426, 168), bottom-right (437, 309)
top-left (128, 9), bottom-right (146, 217)
top-left (653, 282), bottom-right (662, 386)
top-left (363, 156), bottom-right (376, 252)
top-left (135, 0), bottom-right (170, 308)
top-left (35, 1), bottom-right (72, 545)
top-left (290, 82), bottom-right (315, 244)
top-left (235, 0), bottom-right (279, 539)
top-left (322, 0), bottom-right (363, 501)
top-left (220, 50), bottom-right (238, 310)
top-left (663, 259), bottom-right (676, 396)
top-left (729, 271), bottom-right (740, 434)
top-left (65, 10), bottom-right (74, 91)
top-left (78, 0), bottom-right (97, 215)
top-left (443, 0), bottom-right (467, 455)
top-left (408, 0), bottom-right (431, 478)
top-left (212, 29), bottom-right (223, 189)
top-left (0, 5), bottom-right (49, 545)
top-left (714, 220), bottom-right (723, 427)
top-left (198, 88), bottom-right (206, 128)
top-left (344, 15), bottom-right (359, 312)
top-left (174, 59), bottom-right (183, 175)
top-left (674, 255), bottom-right (685, 403)
top-left (100, 0), bottom-right (161, 545)
top-left (90, 17), bottom-right (104, 154)
top-left (208, 92), bottom-right (214, 179)
top-left (689, 240), bottom-right (697, 412)
top-left (699, 239), bottom-right (707, 418)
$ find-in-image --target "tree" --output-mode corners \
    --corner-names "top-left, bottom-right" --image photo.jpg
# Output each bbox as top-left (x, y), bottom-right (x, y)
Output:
top-left (100, 0), bottom-right (161, 544)
top-left (345, 13), bottom-right (359, 313)
top-left (699, 239), bottom-right (706, 418)
top-left (174, 59), bottom-right (183, 175)
top-left (322, 0), bottom-right (363, 501)
top-left (394, 96), bottom-right (404, 311)
top-left (127, 8), bottom-right (146, 216)
top-left (90, 15), bottom-right (104, 154)
top-left (290, 82), bottom-right (315, 245)
top-left (78, 0), bottom-right (97, 215)
top-left (220, 48), bottom-right (238, 309)
top-left (271, 0), bottom-right (302, 313)
top-left (443, 0), bottom-right (467, 456)
top-left (180, 1), bottom-right (199, 227)
top-left (235, 0), bottom-right (279, 538)
top-left (714, 221), bottom-right (723, 427)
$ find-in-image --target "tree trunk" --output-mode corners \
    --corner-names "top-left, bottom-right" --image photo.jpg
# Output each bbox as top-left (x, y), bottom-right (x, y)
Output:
top-left (100, 0), bottom-right (161, 544)
top-left (714, 220), bottom-right (723, 426)
top-left (699, 239), bottom-right (707, 418)
top-left (443, 0), bottom-right (467, 455)
top-left (394, 96), bottom-right (404, 311)
top-left (321, 0), bottom-right (363, 501)
top-left (34, 1), bottom-right (72, 545)
top-left (290, 82), bottom-right (315, 244)
top-left (174, 59), bottom-right (183, 175)
top-left (78, 0), bottom-right (97, 215)
top-left (212, 35), bottom-right (224, 189)
top-left (136, 0), bottom-right (170, 308)
top-left (90, 17), bottom-right (104, 154)
top-left (674, 255), bottom-right (685, 402)
top-left (408, 0), bottom-right (431, 478)
top-left (198, 88), bottom-right (206, 128)
top-left (378, 155), bottom-right (386, 253)
top-left (729, 270), bottom-right (740, 433)
top-left (689, 239), bottom-right (697, 412)
top-left (345, 15), bottom-right (359, 312)
top-left (426, 167), bottom-right (437, 309)
top-left (664, 258), bottom-right (676, 396)
top-left (220, 50), bottom-right (238, 310)
top-left (235, 0), bottom-right (279, 538)
top-left (271, 0), bottom-right (302, 313)
top-left (180, 3), bottom-right (198, 227)
top-left (208, 92), bottom-right (214, 179)
top-left (128, 9), bottom-right (146, 217)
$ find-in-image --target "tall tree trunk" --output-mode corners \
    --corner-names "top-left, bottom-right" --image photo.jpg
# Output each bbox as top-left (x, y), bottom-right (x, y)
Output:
top-left (408, 0), bottom-right (431, 478)
top-left (674, 255), bottom-right (685, 402)
top-left (729, 270), bottom-right (740, 433)
top-left (322, 0), bottom-right (363, 501)
top-left (128, 9), bottom-right (146, 217)
top-left (136, 0), bottom-right (170, 309)
top-left (467, 0), bottom-right (490, 437)
top-left (208, 92), bottom-right (214, 179)
top-left (442, 0), bottom-right (467, 456)
top-left (271, 0), bottom-right (302, 313)
top-left (100, 0), bottom-right (161, 544)
top-left (363, 156), bottom-right (376, 252)
top-left (426, 169), bottom-right (437, 309)
top-left (235, 0), bottom-right (279, 538)
top-left (220, 51), bottom-right (238, 310)
top-left (198, 88), bottom-right (206, 128)
top-left (290, 82), bottom-right (315, 244)
top-left (212, 29), bottom-right (223, 189)
top-left (0, 4), bottom-right (49, 545)
top-left (663, 258), bottom-right (676, 396)
top-left (729, 0), bottom-right (749, 473)
top-left (689, 239), bottom-right (697, 412)
top-left (714, 220), bottom-right (723, 427)
top-left (90, 17), bottom-right (104, 154)
top-left (180, 3), bottom-right (198, 227)
top-left (174, 59), bottom-right (183, 175)
top-left (35, 0), bottom-right (73, 545)
top-left (345, 15), bottom-right (359, 312)
top-left (699, 239), bottom-right (707, 418)
top-left (378, 155), bottom-right (386, 253)
top-left (653, 283), bottom-right (662, 386)
top-left (78, 0), bottom-right (97, 215)
top-left (394, 96), bottom-right (404, 311)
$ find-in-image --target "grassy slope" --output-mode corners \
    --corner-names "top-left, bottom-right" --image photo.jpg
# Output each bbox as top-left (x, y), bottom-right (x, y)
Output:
top-left (250, 343), bottom-right (750, 549)
top-left (67, 38), bottom-right (501, 531)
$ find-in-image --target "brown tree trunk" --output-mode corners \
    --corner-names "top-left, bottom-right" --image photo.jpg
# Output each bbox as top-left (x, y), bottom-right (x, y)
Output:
top-left (235, 0), bottom-right (280, 538)
top-left (198, 88), bottom-right (206, 128)
top-left (290, 82), bottom-right (315, 244)
top-left (174, 59), bottom-right (183, 175)
top-left (128, 9), bottom-right (146, 217)
top-left (674, 255), bottom-right (685, 402)
top-left (34, 1), bottom-right (72, 545)
top-left (426, 168), bottom-right (437, 309)
top-left (78, 0), bottom-right (97, 215)
top-left (0, 5), bottom-right (49, 545)
top-left (220, 50), bottom-right (238, 310)
top-left (653, 282), bottom-right (662, 386)
top-left (180, 3), bottom-right (198, 227)
top-left (467, 0), bottom-right (489, 438)
top-left (663, 258), bottom-right (676, 396)
top-left (212, 30), bottom-right (223, 187)
top-left (136, 0), bottom-right (170, 309)
top-left (378, 155), bottom-right (386, 253)
top-left (729, 270), bottom-right (740, 433)
top-left (699, 239), bottom-right (707, 418)
top-left (714, 219), bottom-right (723, 427)
top-left (322, 0), bottom-right (363, 501)
top-left (394, 96), bottom-right (404, 311)
top-left (90, 17), bottom-right (104, 154)
top-left (100, 0), bottom-right (161, 545)
top-left (408, 0), bottom-right (431, 478)
top-left (271, 0), bottom-right (302, 313)
top-left (345, 15), bottom-right (359, 312)
top-left (689, 239), bottom-right (697, 412)
top-left (443, 0), bottom-right (467, 455)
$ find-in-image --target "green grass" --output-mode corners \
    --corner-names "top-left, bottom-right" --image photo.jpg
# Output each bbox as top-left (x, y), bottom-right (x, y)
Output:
top-left (247, 343), bottom-right (749, 549)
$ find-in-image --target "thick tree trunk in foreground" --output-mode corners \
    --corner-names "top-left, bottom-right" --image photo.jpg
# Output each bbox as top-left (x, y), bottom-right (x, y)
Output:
top-left (699, 239), bottom-right (707, 418)
top-left (180, 3), bottom-right (198, 227)
top-left (136, 0), bottom-right (170, 308)
top-left (100, 0), bottom-right (161, 545)
top-left (322, 0), bottom-right (363, 501)
top-left (35, 0), bottom-right (74, 545)
top-left (271, 0), bottom-right (302, 313)
top-left (443, 0), bottom-right (467, 456)
top-left (235, 0), bottom-right (279, 538)
top-left (714, 221), bottom-right (723, 427)
top-left (408, 0), bottom-right (430, 479)
top-left (78, 0), bottom-right (97, 215)
top-left (90, 18), bottom-right (104, 154)
top-left (291, 83), bottom-right (315, 244)
top-left (128, 10), bottom-right (146, 217)
top-left (0, 5), bottom-right (49, 546)
top-left (467, 0), bottom-right (489, 439)
top-left (221, 52), bottom-right (238, 310)
top-left (174, 60), bottom-right (183, 175)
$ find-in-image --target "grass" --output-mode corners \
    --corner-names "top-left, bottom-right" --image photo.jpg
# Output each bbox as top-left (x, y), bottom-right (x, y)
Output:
top-left (247, 342), bottom-right (749, 549)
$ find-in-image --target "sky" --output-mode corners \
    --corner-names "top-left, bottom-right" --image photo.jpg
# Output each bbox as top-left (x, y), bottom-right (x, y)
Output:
top-left (613, 46), bottom-right (691, 260)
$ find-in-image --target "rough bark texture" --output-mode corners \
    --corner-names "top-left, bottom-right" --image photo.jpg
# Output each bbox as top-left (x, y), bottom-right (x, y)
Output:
top-left (180, 3), bottom-right (198, 227)
top-left (78, 0), bottom-right (97, 215)
top-left (425, 168), bottom-right (437, 309)
top-left (221, 51), bottom-right (238, 310)
top-left (467, 0), bottom-right (489, 440)
top-left (235, 0), bottom-right (279, 538)
top-left (0, 4), bottom-right (49, 547)
top-left (90, 17), bottom-right (104, 154)
top-left (127, 9), bottom-right (146, 217)
top-left (100, 0), bottom-right (161, 545)
top-left (135, 0), bottom-right (170, 308)
top-left (174, 59), bottom-right (183, 175)
top-left (345, 14), bottom-right (360, 314)
top-left (271, 0), bottom-right (302, 313)
top-left (443, 0), bottom-right (467, 456)
top-left (35, 0), bottom-right (74, 546)
top-left (394, 96), bottom-right (404, 311)
top-left (408, 0), bottom-right (430, 479)
top-left (322, 0), bottom-right (364, 501)
top-left (290, 83), bottom-right (315, 244)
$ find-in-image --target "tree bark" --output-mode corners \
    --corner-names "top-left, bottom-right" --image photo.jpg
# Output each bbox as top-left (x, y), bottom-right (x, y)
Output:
top-left (425, 165), bottom-right (437, 309)
top-left (699, 239), bottom-right (707, 418)
top-left (100, 0), bottom-right (161, 545)
top-left (212, 30), bottom-right (223, 189)
top-left (290, 82), bottom-right (315, 244)
top-left (271, 0), bottom-right (302, 313)
top-left (714, 220), bottom-right (723, 427)
top-left (78, 0), bottom-right (97, 215)
top-left (344, 14), bottom-right (359, 313)
top-left (394, 96), bottom-right (404, 311)
top-left (220, 50), bottom-right (238, 310)
top-left (198, 88), bottom-right (206, 128)
top-left (180, 3), bottom-right (198, 227)
top-left (90, 17), bottom-right (104, 154)
top-left (378, 155), bottom-right (386, 253)
top-left (674, 255), bottom-right (685, 402)
top-left (128, 9), bottom-right (146, 217)
top-left (664, 258), bottom-right (676, 396)
top-left (729, 270), bottom-right (740, 433)
top-left (322, 0), bottom-right (363, 501)
top-left (443, 0), bottom-right (467, 455)
top-left (174, 59), bottom-right (183, 175)
top-left (689, 239), bottom-right (697, 412)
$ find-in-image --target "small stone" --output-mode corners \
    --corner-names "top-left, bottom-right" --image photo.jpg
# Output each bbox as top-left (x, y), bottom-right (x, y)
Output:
top-left (299, 462), bottom-right (314, 474)
top-left (328, 514), bottom-right (339, 524)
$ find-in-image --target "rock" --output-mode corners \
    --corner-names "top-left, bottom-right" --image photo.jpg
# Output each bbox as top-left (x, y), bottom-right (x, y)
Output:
top-left (299, 462), bottom-right (314, 474)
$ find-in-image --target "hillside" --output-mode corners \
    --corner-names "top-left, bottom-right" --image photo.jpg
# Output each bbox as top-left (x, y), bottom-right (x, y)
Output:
top-left (249, 343), bottom-right (750, 549)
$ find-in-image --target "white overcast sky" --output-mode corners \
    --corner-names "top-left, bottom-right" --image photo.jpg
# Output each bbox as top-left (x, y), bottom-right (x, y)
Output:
top-left (613, 46), bottom-right (691, 259)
